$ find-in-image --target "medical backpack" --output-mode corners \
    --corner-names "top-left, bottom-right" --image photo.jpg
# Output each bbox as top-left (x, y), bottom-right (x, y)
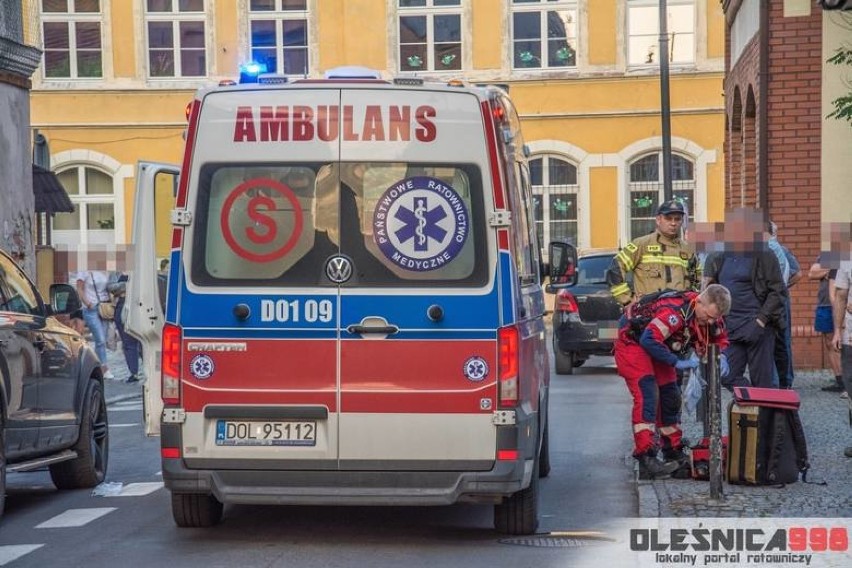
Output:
top-left (727, 387), bottom-right (810, 485)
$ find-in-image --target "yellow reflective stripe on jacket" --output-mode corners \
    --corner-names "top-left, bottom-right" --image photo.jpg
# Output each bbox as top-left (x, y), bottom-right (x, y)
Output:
top-left (616, 249), bottom-right (635, 271)
top-left (638, 255), bottom-right (690, 268)
top-left (611, 282), bottom-right (631, 297)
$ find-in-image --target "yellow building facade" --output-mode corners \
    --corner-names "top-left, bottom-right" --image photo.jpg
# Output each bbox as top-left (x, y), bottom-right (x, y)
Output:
top-left (28, 0), bottom-right (725, 256)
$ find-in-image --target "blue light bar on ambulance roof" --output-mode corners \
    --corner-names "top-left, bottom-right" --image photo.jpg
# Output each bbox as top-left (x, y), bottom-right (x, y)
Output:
top-left (239, 61), bottom-right (267, 84)
top-left (324, 65), bottom-right (382, 80)
top-left (393, 77), bottom-right (425, 86)
top-left (257, 73), bottom-right (289, 84)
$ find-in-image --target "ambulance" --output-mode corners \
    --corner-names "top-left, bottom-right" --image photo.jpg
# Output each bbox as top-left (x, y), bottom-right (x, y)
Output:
top-left (126, 67), bottom-right (570, 535)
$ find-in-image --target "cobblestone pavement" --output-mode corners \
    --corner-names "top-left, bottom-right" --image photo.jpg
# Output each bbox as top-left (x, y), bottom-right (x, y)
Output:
top-left (637, 370), bottom-right (852, 518)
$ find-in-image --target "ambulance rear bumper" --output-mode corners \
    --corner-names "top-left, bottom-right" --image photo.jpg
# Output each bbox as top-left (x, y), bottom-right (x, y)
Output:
top-left (161, 458), bottom-right (531, 506)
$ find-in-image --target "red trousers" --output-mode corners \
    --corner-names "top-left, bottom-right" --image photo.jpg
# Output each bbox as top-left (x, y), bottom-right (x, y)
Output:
top-left (613, 335), bottom-right (683, 456)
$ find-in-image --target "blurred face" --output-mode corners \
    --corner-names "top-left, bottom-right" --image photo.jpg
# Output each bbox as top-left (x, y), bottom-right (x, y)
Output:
top-left (724, 207), bottom-right (766, 252)
top-left (656, 212), bottom-right (684, 239)
top-left (694, 296), bottom-right (722, 325)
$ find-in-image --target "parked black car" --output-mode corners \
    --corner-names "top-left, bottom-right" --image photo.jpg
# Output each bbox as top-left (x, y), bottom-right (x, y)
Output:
top-left (0, 249), bottom-right (108, 518)
top-left (546, 249), bottom-right (623, 375)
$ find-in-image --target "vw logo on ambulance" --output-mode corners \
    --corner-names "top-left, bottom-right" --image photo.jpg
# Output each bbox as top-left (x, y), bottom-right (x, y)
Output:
top-left (372, 176), bottom-right (469, 272)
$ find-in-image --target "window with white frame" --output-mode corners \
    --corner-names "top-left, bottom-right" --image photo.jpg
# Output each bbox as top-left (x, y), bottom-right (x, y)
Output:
top-left (628, 152), bottom-right (695, 239)
top-left (529, 155), bottom-right (579, 257)
top-left (145, 0), bottom-right (206, 78)
top-left (398, 0), bottom-right (462, 72)
top-left (511, 0), bottom-right (577, 70)
top-left (627, 0), bottom-right (695, 66)
top-left (40, 0), bottom-right (103, 79)
top-left (248, 0), bottom-right (309, 76)
top-left (52, 165), bottom-right (116, 246)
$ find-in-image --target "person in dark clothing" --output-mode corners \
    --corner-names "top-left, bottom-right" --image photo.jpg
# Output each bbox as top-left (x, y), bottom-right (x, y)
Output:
top-left (767, 221), bottom-right (802, 388)
top-left (108, 273), bottom-right (142, 383)
top-left (702, 208), bottom-right (787, 390)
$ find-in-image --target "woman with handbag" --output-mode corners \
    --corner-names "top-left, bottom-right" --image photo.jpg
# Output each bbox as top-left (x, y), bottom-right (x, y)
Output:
top-left (74, 269), bottom-right (115, 380)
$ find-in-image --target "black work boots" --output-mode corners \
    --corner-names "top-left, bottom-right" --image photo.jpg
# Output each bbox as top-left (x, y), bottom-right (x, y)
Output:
top-left (636, 452), bottom-right (680, 480)
top-left (662, 447), bottom-right (692, 479)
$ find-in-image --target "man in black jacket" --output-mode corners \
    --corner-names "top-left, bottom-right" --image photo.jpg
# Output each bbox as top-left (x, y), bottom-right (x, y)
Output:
top-left (702, 208), bottom-right (787, 389)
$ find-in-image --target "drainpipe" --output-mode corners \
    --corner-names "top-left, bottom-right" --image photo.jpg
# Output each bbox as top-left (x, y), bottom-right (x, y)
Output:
top-left (758, 0), bottom-right (770, 211)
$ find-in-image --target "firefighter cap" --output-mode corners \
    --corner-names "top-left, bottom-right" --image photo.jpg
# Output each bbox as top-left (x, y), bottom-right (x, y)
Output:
top-left (657, 199), bottom-right (686, 216)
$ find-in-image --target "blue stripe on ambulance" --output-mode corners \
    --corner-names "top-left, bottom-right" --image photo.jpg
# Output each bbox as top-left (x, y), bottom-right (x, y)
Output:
top-left (173, 280), bottom-right (500, 334)
top-left (498, 251), bottom-right (516, 326)
top-left (181, 328), bottom-right (496, 340)
top-left (165, 249), bottom-right (181, 323)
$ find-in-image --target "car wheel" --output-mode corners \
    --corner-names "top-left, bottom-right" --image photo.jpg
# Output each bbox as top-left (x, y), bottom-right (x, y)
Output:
top-left (49, 380), bottom-right (109, 489)
top-left (0, 411), bottom-right (6, 519)
top-left (573, 358), bottom-right (587, 368)
top-left (538, 416), bottom-right (551, 479)
top-left (171, 492), bottom-right (224, 527)
top-left (554, 349), bottom-right (574, 375)
top-left (494, 456), bottom-right (540, 535)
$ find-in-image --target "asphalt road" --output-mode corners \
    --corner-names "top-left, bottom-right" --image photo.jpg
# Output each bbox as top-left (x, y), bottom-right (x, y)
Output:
top-left (0, 356), bottom-right (636, 568)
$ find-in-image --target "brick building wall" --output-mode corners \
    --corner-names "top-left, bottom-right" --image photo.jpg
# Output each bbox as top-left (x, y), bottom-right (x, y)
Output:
top-left (723, 3), bottom-right (827, 370)
top-left (765, 3), bottom-right (824, 370)
top-left (724, 35), bottom-right (761, 209)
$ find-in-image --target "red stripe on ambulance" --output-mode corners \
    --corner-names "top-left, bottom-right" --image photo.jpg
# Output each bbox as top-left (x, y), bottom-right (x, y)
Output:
top-left (180, 339), bottom-right (336, 412)
top-left (340, 339), bottom-right (497, 414)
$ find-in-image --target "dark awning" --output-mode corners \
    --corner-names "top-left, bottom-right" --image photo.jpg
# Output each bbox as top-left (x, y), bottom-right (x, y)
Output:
top-left (33, 164), bottom-right (74, 214)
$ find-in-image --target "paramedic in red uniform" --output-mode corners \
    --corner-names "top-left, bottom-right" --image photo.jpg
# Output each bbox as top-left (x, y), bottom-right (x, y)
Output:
top-left (614, 284), bottom-right (732, 478)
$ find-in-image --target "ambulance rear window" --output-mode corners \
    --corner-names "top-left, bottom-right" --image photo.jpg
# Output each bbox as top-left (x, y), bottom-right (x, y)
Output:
top-left (190, 162), bottom-right (488, 287)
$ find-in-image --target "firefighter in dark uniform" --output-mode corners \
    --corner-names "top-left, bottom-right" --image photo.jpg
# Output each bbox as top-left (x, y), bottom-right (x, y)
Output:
top-left (606, 199), bottom-right (701, 306)
top-left (614, 284), bottom-right (731, 478)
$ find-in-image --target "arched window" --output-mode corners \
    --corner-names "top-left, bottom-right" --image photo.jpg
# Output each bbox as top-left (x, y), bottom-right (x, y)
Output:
top-left (52, 165), bottom-right (116, 246)
top-left (628, 152), bottom-right (694, 239)
top-left (530, 155), bottom-right (578, 257)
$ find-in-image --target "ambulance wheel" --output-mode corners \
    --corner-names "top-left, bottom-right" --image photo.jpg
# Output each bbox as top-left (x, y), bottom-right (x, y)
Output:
top-left (554, 349), bottom-right (574, 375)
top-left (171, 492), bottom-right (223, 527)
top-left (49, 380), bottom-right (108, 489)
top-left (538, 417), bottom-right (551, 478)
top-left (494, 460), bottom-right (540, 535)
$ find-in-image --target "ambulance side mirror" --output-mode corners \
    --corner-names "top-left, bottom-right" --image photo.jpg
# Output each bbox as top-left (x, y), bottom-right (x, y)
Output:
top-left (547, 241), bottom-right (578, 290)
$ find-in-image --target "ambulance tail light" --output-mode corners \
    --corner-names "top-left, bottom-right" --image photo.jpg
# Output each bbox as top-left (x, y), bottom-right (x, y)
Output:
top-left (496, 449), bottom-right (519, 461)
top-left (162, 323), bottom-right (183, 406)
top-left (498, 325), bottom-right (519, 407)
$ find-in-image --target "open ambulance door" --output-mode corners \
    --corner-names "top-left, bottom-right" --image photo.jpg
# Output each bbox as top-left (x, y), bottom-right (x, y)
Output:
top-left (125, 161), bottom-right (180, 436)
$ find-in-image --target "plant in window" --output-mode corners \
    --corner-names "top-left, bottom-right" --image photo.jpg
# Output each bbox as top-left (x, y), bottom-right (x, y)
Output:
top-left (407, 54), bottom-right (423, 68)
top-left (634, 196), bottom-right (653, 208)
top-left (97, 218), bottom-right (115, 229)
top-left (555, 45), bottom-right (574, 63)
top-left (518, 51), bottom-right (538, 66)
top-left (440, 53), bottom-right (456, 67)
top-left (78, 58), bottom-right (102, 78)
top-left (553, 199), bottom-right (572, 212)
top-left (47, 59), bottom-right (72, 77)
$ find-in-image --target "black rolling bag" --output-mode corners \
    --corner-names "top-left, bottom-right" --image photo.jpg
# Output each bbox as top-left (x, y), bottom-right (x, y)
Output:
top-left (727, 387), bottom-right (810, 485)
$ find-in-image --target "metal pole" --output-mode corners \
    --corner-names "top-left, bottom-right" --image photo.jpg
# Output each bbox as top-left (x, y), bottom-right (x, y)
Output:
top-left (707, 343), bottom-right (724, 500)
top-left (659, 0), bottom-right (673, 202)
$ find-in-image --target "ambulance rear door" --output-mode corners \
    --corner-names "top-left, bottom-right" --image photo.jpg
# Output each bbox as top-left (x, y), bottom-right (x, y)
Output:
top-left (335, 88), bottom-right (499, 470)
top-left (126, 161), bottom-right (179, 436)
top-left (176, 87), bottom-right (343, 465)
